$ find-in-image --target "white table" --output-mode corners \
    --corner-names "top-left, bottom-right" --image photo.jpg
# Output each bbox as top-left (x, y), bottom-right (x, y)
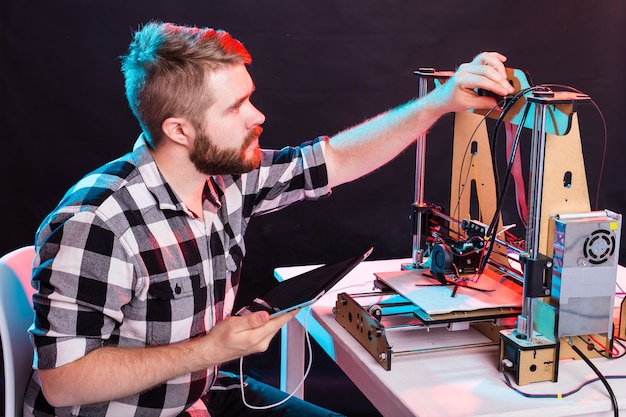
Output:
top-left (276, 258), bottom-right (626, 417)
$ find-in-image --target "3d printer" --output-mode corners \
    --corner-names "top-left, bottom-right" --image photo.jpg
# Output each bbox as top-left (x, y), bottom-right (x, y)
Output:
top-left (332, 67), bottom-right (623, 386)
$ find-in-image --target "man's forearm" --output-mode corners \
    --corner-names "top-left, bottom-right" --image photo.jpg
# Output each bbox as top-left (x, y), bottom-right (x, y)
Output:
top-left (325, 95), bottom-right (443, 188)
top-left (37, 309), bottom-right (295, 408)
top-left (38, 337), bottom-right (210, 408)
top-left (324, 52), bottom-right (514, 189)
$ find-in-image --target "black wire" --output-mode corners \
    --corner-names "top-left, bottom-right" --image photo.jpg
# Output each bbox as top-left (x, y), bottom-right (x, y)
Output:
top-left (570, 341), bottom-right (619, 417)
top-left (478, 100), bottom-right (532, 274)
top-left (450, 88), bottom-right (535, 261)
top-left (502, 369), bottom-right (626, 401)
top-left (485, 88), bottom-right (532, 231)
top-left (485, 86), bottom-right (537, 238)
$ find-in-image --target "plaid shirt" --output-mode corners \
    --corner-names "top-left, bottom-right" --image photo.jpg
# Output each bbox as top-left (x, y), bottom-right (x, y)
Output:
top-left (25, 136), bottom-right (330, 417)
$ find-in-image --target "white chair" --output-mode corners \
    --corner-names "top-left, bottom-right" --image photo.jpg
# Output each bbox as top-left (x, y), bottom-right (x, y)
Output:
top-left (0, 246), bottom-right (36, 417)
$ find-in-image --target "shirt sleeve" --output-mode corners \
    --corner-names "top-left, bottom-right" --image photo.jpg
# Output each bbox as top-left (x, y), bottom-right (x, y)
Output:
top-left (241, 136), bottom-right (332, 217)
top-left (30, 209), bottom-right (134, 369)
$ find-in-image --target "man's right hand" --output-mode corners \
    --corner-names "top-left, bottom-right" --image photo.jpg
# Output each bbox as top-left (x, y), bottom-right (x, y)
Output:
top-left (193, 309), bottom-right (299, 365)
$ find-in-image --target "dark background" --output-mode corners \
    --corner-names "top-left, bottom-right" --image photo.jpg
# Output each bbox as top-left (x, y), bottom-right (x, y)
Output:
top-left (1, 1), bottom-right (625, 415)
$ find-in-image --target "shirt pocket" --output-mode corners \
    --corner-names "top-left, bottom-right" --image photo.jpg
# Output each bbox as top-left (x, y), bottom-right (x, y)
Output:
top-left (145, 274), bottom-right (207, 345)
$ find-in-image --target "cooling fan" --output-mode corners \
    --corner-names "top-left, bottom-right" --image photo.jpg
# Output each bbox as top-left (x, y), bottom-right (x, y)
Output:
top-left (582, 228), bottom-right (616, 265)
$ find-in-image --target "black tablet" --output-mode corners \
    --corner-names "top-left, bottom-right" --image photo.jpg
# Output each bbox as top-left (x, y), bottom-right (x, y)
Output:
top-left (236, 246), bottom-right (374, 317)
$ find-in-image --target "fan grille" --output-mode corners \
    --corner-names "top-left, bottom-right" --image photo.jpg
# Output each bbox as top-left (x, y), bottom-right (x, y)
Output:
top-left (582, 229), bottom-right (616, 265)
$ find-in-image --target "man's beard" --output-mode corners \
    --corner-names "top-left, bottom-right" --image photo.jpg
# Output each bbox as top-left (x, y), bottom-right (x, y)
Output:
top-left (190, 126), bottom-right (262, 176)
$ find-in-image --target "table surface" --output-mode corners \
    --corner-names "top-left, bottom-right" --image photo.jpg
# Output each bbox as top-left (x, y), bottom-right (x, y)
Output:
top-left (275, 258), bottom-right (626, 417)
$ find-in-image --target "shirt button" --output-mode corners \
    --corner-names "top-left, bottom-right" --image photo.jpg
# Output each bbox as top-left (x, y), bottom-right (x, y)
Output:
top-left (175, 284), bottom-right (182, 294)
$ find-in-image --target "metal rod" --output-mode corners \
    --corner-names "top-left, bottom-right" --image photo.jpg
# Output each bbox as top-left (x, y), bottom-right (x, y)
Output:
top-left (393, 340), bottom-right (498, 356)
top-left (526, 102), bottom-right (548, 258)
top-left (411, 75), bottom-right (430, 266)
top-left (518, 100), bottom-right (549, 339)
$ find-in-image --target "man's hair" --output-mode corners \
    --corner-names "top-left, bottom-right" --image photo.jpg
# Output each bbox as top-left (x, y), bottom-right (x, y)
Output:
top-left (120, 21), bottom-right (251, 147)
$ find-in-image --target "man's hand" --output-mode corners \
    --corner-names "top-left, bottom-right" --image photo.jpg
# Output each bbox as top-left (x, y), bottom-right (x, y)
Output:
top-left (431, 52), bottom-right (515, 114)
top-left (196, 309), bottom-right (299, 365)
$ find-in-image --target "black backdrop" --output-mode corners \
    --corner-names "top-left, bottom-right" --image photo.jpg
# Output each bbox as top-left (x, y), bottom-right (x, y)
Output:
top-left (2, 1), bottom-right (625, 304)
top-left (2, 0), bottom-right (626, 305)
top-left (1, 2), bottom-right (625, 411)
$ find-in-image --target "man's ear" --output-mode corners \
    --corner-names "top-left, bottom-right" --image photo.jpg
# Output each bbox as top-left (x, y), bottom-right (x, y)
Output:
top-left (161, 117), bottom-right (194, 147)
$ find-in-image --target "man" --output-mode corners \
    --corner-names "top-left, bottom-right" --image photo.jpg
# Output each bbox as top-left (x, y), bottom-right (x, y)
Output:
top-left (24, 21), bottom-right (514, 417)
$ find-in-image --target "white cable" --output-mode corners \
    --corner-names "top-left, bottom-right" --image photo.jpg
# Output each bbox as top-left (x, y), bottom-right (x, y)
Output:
top-left (496, 223), bottom-right (516, 237)
top-left (239, 306), bottom-right (315, 409)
